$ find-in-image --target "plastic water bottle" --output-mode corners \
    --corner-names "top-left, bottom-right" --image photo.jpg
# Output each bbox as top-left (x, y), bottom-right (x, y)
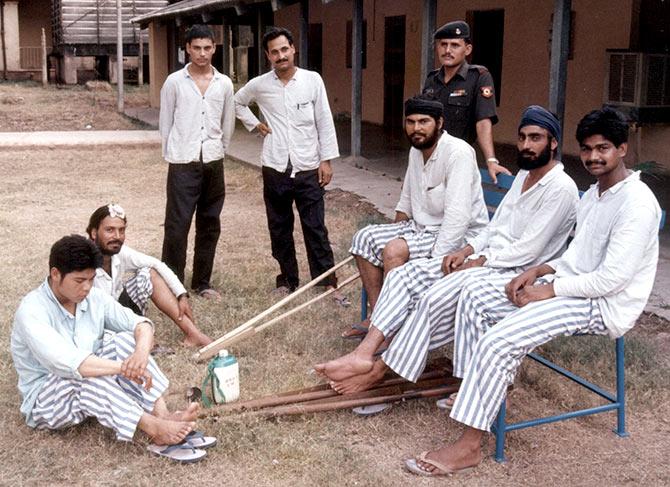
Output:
top-left (212, 350), bottom-right (240, 404)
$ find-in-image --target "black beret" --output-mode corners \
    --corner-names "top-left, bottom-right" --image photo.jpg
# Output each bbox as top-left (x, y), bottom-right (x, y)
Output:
top-left (434, 20), bottom-right (470, 40)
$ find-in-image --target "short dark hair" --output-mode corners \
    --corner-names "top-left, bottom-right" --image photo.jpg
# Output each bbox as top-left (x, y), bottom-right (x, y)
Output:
top-left (576, 107), bottom-right (629, 147)
top-left (86, 204), bottom-right (127, 238)
top-left (262, 27), bottom-right (293, 52)
top-left (49, 235), bottom-right (103, 276)
top-left (185, 24), bottom-right (215, 44)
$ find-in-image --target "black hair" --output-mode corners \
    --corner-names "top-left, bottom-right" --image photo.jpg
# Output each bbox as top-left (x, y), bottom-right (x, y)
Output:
top-left (262, 27), bottom-right (294, 52)
top-left (86, 205), bottom-right (126, 238)
top-left (185, 24), bottom-right (215, 44)
top-left (49, 235), bottom-right (103, 276)
top-left (576, 107), bottom-right (629, 147)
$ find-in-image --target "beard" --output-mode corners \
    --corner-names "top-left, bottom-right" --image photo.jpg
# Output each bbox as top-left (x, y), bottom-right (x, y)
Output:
top-left (98, 241), bottom-right (122, 256)
top-left (516, 143), bottom-right (552, 170)
top-left (407, 126), bottom-right (441, 150)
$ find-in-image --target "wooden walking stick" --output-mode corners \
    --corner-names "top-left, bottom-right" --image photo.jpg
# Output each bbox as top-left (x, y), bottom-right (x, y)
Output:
top-left (195, 256), bottom-right (355, 362)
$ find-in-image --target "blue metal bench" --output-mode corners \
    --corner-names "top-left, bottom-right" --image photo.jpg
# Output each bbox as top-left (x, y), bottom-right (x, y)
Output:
top-left (359, 167), bottom-right (665, 462)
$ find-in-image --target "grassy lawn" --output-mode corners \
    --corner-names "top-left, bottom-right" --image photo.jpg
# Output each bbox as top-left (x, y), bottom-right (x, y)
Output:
top-left (0, 146), bottom-right (669, 485)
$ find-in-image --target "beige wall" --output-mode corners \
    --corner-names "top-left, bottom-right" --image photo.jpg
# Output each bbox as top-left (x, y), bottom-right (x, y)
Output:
top-left (18, 0), bottom-right (51, 47)
top-left (149, 22), bottom-right (169, 107)
top-left (276, 0), bottom-right (638, 158)
top-left (0, 1), bottom-right (20, 71)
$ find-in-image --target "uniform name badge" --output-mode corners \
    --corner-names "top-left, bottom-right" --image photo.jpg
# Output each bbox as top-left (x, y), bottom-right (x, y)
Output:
top-left (450, 89), bottom-right (466, 97)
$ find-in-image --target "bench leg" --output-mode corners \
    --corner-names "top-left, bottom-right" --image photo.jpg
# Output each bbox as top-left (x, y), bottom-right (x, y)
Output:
top-left (614, 337), bottom-right (629, 437)
top-left (360, 287), bottom-right (368, 321)
top-left (494, 398), bottom-right (507, 462)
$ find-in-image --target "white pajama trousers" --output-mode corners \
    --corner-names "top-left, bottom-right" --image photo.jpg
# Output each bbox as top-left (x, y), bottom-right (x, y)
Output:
top-left (378, 266), bottom-right (517, 382)
top-left (349, 221), bottom-right (438, 267)
top-left (31, 331), bottom-right (169, 442)
top-left (449, 277), bottom-right (607, 432)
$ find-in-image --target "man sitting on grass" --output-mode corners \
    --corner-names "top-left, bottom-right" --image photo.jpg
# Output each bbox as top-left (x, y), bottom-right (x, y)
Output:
top-left (87, 204), bottom-right (212, 347)
top-left (343, 95), bottom-right (489, 339)
top-left (11, 235), bottom-right (207, 463)
top-left (405, 108), bottom-right (661, 476)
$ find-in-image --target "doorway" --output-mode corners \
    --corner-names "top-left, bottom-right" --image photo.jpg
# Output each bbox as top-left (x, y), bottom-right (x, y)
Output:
top-left (383, 15), bottom-right (406, 136)
top-left (467, 9), bottom-right (505, 105)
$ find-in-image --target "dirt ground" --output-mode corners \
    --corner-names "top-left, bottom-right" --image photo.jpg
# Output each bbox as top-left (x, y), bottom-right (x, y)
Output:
top-left (0, 81), bottom-right (151, 131)
top-left (0, 146), bottom-right (669, 486)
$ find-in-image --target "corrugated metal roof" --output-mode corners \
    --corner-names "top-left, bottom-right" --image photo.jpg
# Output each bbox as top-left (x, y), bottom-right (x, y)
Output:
top-left (131, 0), bottom-right (243, 26)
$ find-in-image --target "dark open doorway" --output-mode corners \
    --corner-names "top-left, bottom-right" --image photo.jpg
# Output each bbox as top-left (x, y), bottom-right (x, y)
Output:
top-left (383, 15), bottom-right (406, 137)
top-left (467, 9), bottom-right (505, 105)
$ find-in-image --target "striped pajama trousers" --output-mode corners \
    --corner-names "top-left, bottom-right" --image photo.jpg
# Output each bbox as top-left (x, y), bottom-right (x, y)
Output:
top-left (349, 220), bottom-right (438, 267)
top-left (31, 331), bottom-right (169, 442)
top-left (375, 263), bottom-right (519, 382)
top-left (121, 267), bottom-right (153, 315)
top-left (449, 276), bottom-right (607, 432)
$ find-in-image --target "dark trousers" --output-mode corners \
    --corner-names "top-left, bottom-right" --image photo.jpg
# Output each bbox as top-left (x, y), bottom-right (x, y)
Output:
top-left (262, 165), bottom-right (337, 290)
top-left (162, 159), bottom-right (225, 292)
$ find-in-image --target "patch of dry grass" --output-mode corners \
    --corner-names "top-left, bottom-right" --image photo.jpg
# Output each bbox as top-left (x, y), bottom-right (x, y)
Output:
top-left (1, 148), bottom-right (669, 485)
top-left (0, 81), bottom-right (150, 131)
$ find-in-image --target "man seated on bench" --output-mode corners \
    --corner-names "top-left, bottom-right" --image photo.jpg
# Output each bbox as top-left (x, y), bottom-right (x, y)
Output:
top-left (405, 107), bottom-right (661, 476)
top-left (11, 235), bottom-right (203, 459)
top-left (316, 106), bottom-right (579, 392)
top-left (87, 204), bottom-right (212, 347)
top-left (342, 95), bottom-right (489, 338)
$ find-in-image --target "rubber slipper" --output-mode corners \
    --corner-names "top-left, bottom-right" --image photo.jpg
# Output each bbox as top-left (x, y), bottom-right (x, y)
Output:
top-left (197, 288), bottom-right (221, 300)
top-left (185, 430), bottom-right (217, 449)
top-left (341, 323), bottom-right (369, 340)
top-left (352, 403), bottom-right (391, 416)
top-left (435, 392), bottom-right (458, 411)
top-left (404, 451), bottom-right (474, 477)
top-left (147, 442), bottom-right (207, 463)
top-left (332, 294), bottom-right (352, 308)
top-left (150, 344), bottom-right (175, 356)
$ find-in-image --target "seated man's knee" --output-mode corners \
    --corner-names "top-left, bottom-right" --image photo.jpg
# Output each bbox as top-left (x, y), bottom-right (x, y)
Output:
top-left (382, 239), bottom-right (409, 266)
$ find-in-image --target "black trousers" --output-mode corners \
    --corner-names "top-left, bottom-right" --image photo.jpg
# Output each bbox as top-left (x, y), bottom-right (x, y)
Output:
top-left (162, 159), bottom-right (225, 292)
top-left (262, 165), bottom-right (337, 291)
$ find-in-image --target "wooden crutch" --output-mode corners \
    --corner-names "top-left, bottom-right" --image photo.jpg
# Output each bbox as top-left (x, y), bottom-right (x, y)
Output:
top-left (195, 256), bottom-right (355, 362)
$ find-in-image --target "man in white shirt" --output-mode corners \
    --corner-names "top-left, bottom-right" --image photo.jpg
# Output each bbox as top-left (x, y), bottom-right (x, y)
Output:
top-left (87, 204), bottom-right (212, 347)
top-left (315, 106), bottom-right (579, 393)
top-left (405, 107), bottom-right (661, 476)
top-left (159, 24), bottom-right (235, 300)
top-left (343, 95), bottom-right (488, 338)
top-left (234, 27), bottom-right (341, 296)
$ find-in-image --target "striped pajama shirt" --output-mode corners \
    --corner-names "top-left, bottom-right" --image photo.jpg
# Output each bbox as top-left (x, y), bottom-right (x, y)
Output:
top-left (376, 265), bottom-right (519, 382)
top-left (31, 331), bottom-right (169, 441)
top-left (449, 276), bottom-right (606, 432)
top-left (349, 220), bottom-right (438, 267)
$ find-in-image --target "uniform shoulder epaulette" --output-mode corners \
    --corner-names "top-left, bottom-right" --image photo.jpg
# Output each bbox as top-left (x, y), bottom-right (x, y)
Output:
top-left (469, 64), bottom-right (490, 75)
top-left (427, 68), bottom-right (440, 77)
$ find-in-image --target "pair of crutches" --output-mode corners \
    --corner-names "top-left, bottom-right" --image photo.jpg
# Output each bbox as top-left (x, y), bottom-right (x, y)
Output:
top-left (194, 256), bottom-right (360, 362)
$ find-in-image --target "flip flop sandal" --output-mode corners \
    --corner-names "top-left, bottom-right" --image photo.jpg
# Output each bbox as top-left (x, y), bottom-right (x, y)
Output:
top-left (435, 392), bottom-right (458, 411)
top-left (332, 294), bottom-right (352, 308)
top-left (185, 430), bottom-right (217, 450)
top-left (404, 451), bottom-right (474, 477)
top-left (373, 346), bottom-right (388, 357)
top-left (352, 403), bottom-right (391, 416)
top-left (197, 288), bottom-right (222, 300)
top-left (147, 442), bottom-right (207, 464)
top-left (341, 323), bottom-right (369, 340)
top-left (150, 344), bottom-right (175, 356)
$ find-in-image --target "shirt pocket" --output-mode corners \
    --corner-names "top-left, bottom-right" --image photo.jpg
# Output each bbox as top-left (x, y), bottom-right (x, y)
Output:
top-left (293, 99), bottom-right (315, 127)
top-left (508, 201), bottom-right (533, 238)
top-left (425, 183), bottom-right (446, 217)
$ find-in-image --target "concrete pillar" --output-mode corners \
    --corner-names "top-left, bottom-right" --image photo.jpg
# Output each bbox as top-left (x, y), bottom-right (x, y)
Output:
top-left (148, 21), bottom-right (169, 108)
top-left (351, 0), bottom-right (363, 159)
top-left (549, 0), bottom-right (571, 158)
top-left (0, 1), bottom-right (20, 72)
top-left (62, 50), bottom-right (77, 84)
top-left (420, 0), bottom-right (436, 87)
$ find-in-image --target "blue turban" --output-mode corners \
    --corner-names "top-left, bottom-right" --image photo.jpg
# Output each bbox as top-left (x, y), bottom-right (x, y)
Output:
top-left (518, 105), bottom-right (561, 142)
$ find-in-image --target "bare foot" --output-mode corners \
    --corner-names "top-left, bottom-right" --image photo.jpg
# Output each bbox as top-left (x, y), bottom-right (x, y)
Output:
top-left (139, 414), bottom-right (195, 445)
top-left (182, 332), bottom-right (213, 348)
top-left (415, 437), bottom-right (482, 474)
top-left (167, 402), bottom-right (200, 422)
top-left (314, 349), bottom-right (375, 381)
top-left (330, 360), bottom-right (387, 394)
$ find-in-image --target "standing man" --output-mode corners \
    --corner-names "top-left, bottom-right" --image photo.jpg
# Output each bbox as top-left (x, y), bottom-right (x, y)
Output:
top-left (87, 204), bottom-right (212, 347)
top-left (159, 24), bottom-right (235, 300)
top-left (343, 95), bottom-right (489, 338)
top-left (423, 20), bottom-right (510, 183)
top-left (234, 27), bottom-right (341, 297)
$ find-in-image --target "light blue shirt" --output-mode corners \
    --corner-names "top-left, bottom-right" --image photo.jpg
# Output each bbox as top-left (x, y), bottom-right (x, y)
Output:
top-left (11, 279), bottom-right (148, 427)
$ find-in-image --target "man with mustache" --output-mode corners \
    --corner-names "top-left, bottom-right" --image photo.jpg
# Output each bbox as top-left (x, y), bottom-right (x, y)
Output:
top-left (405, 107), bottom-right (661, 476)
top-left (87, 204), bottom-right (212, 347)
top-left (234, 27), bottom-right (343, 299)
top-left (315, 106), bottom-right (579, 393)
top-left (342, 94), bottom-right (489, 339)
top-left (423, 20), bottom-right (510, 183)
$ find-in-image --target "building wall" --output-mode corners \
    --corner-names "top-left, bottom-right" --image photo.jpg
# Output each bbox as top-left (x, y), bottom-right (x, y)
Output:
top-left (0, 1), bottom-right (20, 71)
top-left (276, 0), bottom-right (637, 158)
top-left (149, 22), bottom-right (169, 107)
top-left (18, 0), bottom-right (52, 47)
